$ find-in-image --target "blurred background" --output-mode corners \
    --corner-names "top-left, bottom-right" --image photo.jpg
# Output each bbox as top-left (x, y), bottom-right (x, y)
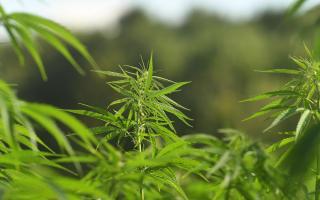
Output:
top-left (1, 0), bottom-right (320, 142)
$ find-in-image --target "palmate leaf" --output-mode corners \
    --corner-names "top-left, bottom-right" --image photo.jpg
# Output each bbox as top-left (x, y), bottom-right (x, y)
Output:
top-left (87, 61), bottom-right (191, 148)
top-left (10, 12), bottom-right (97, 66)
top-left (0, 6), bottom-right (97, 80)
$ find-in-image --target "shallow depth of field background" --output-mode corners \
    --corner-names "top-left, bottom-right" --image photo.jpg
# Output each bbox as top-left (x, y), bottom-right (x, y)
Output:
top-left (0, 0), bottom-right (319, 143)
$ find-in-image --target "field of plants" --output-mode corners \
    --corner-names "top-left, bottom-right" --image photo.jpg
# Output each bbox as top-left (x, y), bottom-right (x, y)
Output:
top-left (1, 0), bottom-right (320, 199)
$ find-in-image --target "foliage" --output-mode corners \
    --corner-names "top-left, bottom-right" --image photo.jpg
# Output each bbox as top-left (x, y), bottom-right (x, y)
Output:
top-left (244, 47), bottom-right (320, 199)
top-left (66, 63), bottom-right (289, 199)
top-left (1, 1), bottom-right (320, 199)
top-left (0, 5), bottom-right (97, 80)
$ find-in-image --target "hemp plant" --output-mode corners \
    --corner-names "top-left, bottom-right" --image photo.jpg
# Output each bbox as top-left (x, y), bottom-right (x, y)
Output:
top-left (68, 56), bottom-right (195, 199)
top-left (244, 48), bottom-right (320, 199)
top-left (66, 56), bottom-right (292, 200)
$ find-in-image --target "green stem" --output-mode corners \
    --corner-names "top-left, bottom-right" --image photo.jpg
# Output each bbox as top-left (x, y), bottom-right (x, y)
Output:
top-left (137, 98), bottom-right (145, 200)
top-left (138, 131), bottom-right (145, 200)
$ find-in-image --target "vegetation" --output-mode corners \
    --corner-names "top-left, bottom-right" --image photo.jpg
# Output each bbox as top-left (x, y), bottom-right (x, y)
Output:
top-left (0, 0), bottom-right (320, 199)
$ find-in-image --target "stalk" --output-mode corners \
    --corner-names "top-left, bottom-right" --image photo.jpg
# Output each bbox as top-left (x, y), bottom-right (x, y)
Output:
top-left (138, 132), bottom-right (144, 200)
top-left (137, 96), bottom-right (145, 200)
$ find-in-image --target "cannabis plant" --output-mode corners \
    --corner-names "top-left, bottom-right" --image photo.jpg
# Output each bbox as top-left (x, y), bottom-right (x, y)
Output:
top-left (64, 58), bottom-right (288, 200)
top-left (0, 1), bottom-right (311, 199)
top-left (244, 48), bottom-right (320, 199)
top-left (0, 3), bottom-right (104, 199)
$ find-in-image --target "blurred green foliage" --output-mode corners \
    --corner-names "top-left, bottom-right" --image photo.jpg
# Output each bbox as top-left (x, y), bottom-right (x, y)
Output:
top-left (0, 8), bottom-right (318, 141)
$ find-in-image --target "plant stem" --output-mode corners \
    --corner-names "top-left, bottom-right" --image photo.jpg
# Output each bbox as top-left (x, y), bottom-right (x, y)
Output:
top-left (137, 97), bottom-right (145, 200)
top-left (138, 130), bottom-right (145, 200)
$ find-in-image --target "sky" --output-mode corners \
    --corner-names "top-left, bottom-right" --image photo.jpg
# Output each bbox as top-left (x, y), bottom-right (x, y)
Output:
top-left (1, 0), bottom-right (320, 31)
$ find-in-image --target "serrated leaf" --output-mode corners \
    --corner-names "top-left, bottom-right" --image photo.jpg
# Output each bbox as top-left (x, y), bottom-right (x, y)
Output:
top-left (157, 140), bottom-right (186, 157)
top-left (264, 108), bottom-right (302, 132)
top-left (241, 90), bottom-right (300, 102)
top-left (145, 53), bottom-right (153, 91)
top-left (10, 12), bottom-right (97, 68)
top-left (150, 82), bottom-right (190, 98)
top-left (266, 137), bottom-right (295, 153)
top-left (295, 109), bottom-right (311, 139)
top-left (30, 24), bottom-right (84, 75)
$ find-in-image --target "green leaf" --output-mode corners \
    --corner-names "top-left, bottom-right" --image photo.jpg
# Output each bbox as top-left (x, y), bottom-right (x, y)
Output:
top-left (0, 5), bottom-right (24, 65)
top-left (206, 151), bottom-right (230, 177)
top-left (287, 0), bottom-right (307, 17)
top-left (295, 109), bottom-right (311, 139)
top-left (264, 108), bottom-right (302, 132)
top-left (255, 69), bottom-right (300, 75)
top-left (157, 140), bottom-right (186, 158)
top-left (277, 124), bottom-right (320, 180)
top-left (66, 109), bottom-right (115, 123)
top-left (93, 70), bottom-right (128, 78)
top-left (243, 110), bottom-right (271, 121)
top-left (27, 104), bottom-right (97, 145)
top-left (21, 106), bottom-right (73, 154)
top-left (148, 170), bottom-right (189, 200)
top-left (243, 99), bottom-right (288, 121)
top-left (266, 137), bottom-right (295, 153)
top-left (10, 12), bottom-right (97, 68)
top-left (145, 53), bottom-right (153, 91)
top-left (150, 82), bottom-right (190, 98)
top-left (290, 56), bottom-right (307, 69)
top-left (12, 24), bottom-right (47, 80)
top-left (241, 90), bottom-right (300, 102)
top-left (28, 24), bottom-right (84, 75)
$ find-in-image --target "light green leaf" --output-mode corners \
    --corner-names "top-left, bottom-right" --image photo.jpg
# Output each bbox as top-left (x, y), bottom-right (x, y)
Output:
top-left (150, 82), bottom-right (190, 98)
top-left (10, 12), bottom-right (97, 68)
top-left (12, 24), bottom-right (47, 80)
top-left (255, 69), bottom-right (300, 75)
top-left (295, 109), bottom-right (311, 140)
top-left (145, 53), bottom-right (153, 91)
top-left (241, 90), bottom-right (300, 102)
top-left (264, 108), bottom-right (303, 132)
